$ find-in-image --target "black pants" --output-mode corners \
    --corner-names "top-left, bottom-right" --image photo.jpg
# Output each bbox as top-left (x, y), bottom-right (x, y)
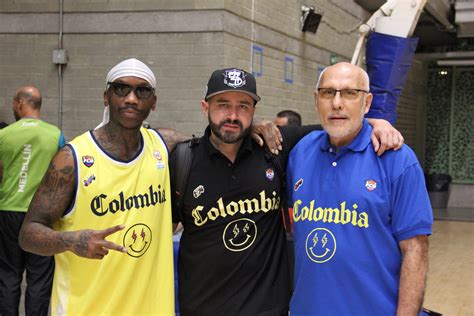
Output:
top-left (0, 211), bottom-right (54, 316)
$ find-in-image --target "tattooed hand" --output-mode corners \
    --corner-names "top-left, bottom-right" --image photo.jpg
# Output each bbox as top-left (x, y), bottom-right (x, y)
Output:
top-left (251, 120), bottom-right (283, 154)
top-left (67, 225), bottom-right (128, 259)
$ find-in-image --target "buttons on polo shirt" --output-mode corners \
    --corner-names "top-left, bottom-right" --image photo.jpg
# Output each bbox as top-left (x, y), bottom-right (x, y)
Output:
top-left (329, 148), bottom-right (334, 153)
top-left (332, 162), bottom-right (337, 167)
top-left (229, 172), bottom-right (240, 190)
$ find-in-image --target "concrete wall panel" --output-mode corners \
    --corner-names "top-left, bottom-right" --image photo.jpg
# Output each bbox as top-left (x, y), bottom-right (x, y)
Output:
top-left (0, 1), bottom-right (428, 152)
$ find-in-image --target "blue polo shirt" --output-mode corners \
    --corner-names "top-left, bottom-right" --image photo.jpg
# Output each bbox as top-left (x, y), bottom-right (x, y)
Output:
top-left (287, 119), bottom-right (433, 315)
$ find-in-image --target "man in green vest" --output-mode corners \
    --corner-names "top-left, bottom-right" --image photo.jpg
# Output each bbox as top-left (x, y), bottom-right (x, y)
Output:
top-left (0, 86), bottom-right (65, 315)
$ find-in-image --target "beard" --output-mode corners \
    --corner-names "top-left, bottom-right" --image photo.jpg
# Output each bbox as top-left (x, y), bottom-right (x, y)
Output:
top-left (209, 113), bottom-right (251, 144)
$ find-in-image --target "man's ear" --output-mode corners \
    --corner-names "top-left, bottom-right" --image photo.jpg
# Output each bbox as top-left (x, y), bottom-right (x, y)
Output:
top-left (313, 91), bottom-right (319, 113)
top-left (364, 93), bottom-right (373, 115)
top-left (201, 100), bottom-right (209, 117)
top-left (16, 99), bottom-right (25, 115)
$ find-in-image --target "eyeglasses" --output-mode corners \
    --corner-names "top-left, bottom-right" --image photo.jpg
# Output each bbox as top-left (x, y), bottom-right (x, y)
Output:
top-left (107, 82), bottom-right (155, 100)
top-left (317, 88), bottom-right (369, 100)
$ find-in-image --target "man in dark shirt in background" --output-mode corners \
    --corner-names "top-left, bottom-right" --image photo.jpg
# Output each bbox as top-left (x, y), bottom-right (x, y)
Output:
top-left (274, 109), bottom-right (302, 127)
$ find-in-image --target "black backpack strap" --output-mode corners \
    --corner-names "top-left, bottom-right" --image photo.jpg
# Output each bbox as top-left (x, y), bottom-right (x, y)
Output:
top-left (263, 147), bottom-right (291, 233)
top-left (174, 137), bottom-right (200, 218)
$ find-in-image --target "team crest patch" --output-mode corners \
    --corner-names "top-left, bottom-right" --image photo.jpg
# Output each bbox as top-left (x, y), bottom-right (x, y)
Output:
top-left (153, 150), bottom-right (165, 169)
top-left (82, 155), bottom-right (94, 167)
top-left (83, 174), bottom-right (96, 187)
top-left (153, 150), bottom-right (162, 161)
top-left (223, 69), bottom-right (246, 88)
top-left (193, 185), bottom-right (205, 198)
top-left (294, 178), bottom-right (303, 191)
top-left (365, 180), bottom-right (377, 191)
top-left (265, 168), bottom-right (275, 180)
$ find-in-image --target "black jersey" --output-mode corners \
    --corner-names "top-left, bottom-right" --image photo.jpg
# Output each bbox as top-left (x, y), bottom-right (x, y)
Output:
top-left (170, 125), bottom-right (319, 316)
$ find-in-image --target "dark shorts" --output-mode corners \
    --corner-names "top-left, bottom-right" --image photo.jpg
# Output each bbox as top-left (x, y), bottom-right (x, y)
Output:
top-left (0, 210), bottom-right (54, 316)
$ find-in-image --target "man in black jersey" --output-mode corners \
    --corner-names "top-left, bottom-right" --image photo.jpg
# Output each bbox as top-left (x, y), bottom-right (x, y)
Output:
top-left (170, 68), bottom-right (403, 316)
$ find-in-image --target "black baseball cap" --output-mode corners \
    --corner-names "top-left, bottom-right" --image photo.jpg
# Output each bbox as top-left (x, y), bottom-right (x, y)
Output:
top-left (204, 68), bottom-right (261, 103)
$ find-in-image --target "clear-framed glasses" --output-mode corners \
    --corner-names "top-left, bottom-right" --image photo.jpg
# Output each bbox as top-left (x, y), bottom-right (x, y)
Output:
top-left (317, 88), bottom-right (369, 101)
top-left (107, 82), bottom-right (155, 100)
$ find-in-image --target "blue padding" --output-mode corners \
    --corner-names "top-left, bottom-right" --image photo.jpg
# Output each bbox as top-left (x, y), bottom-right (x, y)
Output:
top-left (365, 32), bottom-right (418, 124)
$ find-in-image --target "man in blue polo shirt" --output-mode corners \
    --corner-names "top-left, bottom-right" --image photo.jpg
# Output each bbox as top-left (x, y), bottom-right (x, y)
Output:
top-left (287, 62), bottom-right (433, 315)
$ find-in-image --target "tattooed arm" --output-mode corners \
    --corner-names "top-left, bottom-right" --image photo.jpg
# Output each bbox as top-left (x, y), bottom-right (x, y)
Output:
top-left (156, 128), bottom-right (190, 152)
top-left (19, 146), bottom-right (127, 259)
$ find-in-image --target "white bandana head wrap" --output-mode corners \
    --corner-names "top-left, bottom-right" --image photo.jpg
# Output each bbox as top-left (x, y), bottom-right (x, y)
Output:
top-left (95, 58), bottom-right (156, 129)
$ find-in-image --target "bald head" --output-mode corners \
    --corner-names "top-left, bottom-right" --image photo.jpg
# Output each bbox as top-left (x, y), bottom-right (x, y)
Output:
top-left (12, 86), bottom-right (42, 120)
top-left (316, 62), bottom-right (370, 91)
top-left (14, 86), bottom-right (42, 110)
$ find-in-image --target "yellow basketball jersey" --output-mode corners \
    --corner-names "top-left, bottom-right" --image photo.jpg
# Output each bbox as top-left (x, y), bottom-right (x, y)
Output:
top-left (51, 128), bottom-right (174, 315)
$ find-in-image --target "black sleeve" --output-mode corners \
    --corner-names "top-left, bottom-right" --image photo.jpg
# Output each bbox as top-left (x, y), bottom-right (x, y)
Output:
top-left (275, 124), bottom-right (322, 169)
top-left (169, 149), bottom-right (181, 224)
top-left (279, 124), bottom-right (322, 154)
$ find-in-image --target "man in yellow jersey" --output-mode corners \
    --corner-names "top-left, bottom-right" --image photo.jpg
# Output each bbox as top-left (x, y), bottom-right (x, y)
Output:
top-left (19, 58), bottom-right (184, 315)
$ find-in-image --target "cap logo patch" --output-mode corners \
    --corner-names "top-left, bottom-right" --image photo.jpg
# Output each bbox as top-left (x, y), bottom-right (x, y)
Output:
top-left (223, 69), bottom-right (246, 88)
top-left (365, 180), bottom-right (377, 191)
top-left (265, 168), bottom-right (274, 180)
top-left (82, 155), bottom-right (94, 167)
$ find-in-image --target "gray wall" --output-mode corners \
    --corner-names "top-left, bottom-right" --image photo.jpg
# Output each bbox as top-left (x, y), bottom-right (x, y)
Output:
top-left (0, 0), bottom-right (427, 156)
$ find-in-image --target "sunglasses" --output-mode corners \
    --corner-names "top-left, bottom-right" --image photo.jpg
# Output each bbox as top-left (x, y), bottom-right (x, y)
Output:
top-left (107, 82), bottom-right (155, 100)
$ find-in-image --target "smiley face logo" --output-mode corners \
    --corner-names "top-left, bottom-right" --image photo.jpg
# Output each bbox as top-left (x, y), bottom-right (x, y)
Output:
top-left (222, 218), bottom-right (257, 252)
top-left (123, 224), bottom-right (152, 258)
top-left (305, 227), bottom-right (336, 263)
